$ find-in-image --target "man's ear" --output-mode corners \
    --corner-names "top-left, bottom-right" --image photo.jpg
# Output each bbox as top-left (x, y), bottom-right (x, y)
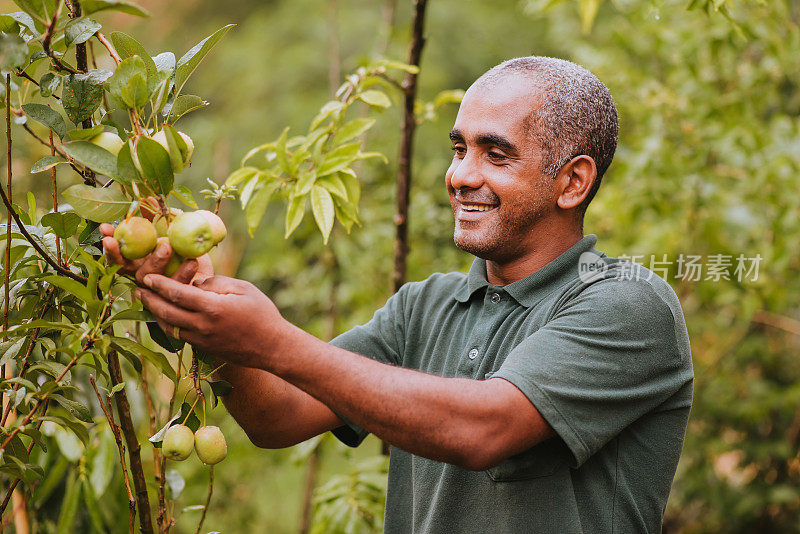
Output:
top-left (555, 155), bottom-right (597, 210)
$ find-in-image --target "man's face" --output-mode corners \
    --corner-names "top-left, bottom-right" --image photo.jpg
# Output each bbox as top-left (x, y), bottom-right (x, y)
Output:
top-left (446, 75), bottom-right (555, 263)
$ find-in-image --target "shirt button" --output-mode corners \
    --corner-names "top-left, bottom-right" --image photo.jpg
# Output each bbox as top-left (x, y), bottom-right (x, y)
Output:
top-left (491, 293), bottom-right (501, 303)
top-left (468, 348), bottom-right (478, 360)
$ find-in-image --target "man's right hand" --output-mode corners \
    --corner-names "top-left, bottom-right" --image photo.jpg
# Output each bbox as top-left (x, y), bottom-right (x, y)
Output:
top-left (100, 223), bottom-right (215, 286)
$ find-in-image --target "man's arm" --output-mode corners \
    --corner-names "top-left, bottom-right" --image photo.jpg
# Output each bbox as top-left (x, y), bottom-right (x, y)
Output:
top-left (137, 274), bottom-right (555, 470)
top-left (215, 364), bottom-right (343, 448)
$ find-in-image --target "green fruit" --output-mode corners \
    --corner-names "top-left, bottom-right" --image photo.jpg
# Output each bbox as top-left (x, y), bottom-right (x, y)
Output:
top-left (163, 425), bottom-right (194, 461)
top-left (196, 210), bottom-right (227, 244)
top-left (152, 129), bottom-right (194, 171)
top-left (168, 212), bottom-right (214, 259)
top-left (89, 131), bottom-right (124, 156)
top-left (155, 237), bottom-right (185, 277)
top-left (114, 217), bottom-right (158, 260)
top-left (153, 208), bottom-right (184, 237)
top-left (194, 426), bottom-right (227, 465)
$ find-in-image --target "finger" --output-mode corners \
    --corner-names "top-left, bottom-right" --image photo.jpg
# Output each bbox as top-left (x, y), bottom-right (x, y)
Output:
top-left (172, 259), bottom-right (199, 284)
top-left (191, 275), bottom-right (246, 295)
top-left (102, 236), bottom-right (137, 271)
top-left (154, 317), bottom-right (205, 347)
top-left (134, 240), bottom-right (173, 284)
top-left (135, 287), bottom-right (201, 330)
top-left (143, 273), bottom-right (217, 312)
top-left (100, 223), bottom-right (115, 237)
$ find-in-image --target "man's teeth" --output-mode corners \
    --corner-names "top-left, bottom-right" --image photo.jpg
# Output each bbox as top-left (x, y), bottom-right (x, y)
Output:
top-left (461, 203), bottom-right (494, 212)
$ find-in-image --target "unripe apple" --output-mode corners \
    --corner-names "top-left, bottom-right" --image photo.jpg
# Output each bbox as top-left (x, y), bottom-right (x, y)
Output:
top-left (89, 131), bottom-right (124, 156)
top-left (167, 212), bottom-right (214, 259)
top-left (162, 424), bottom-right (194, 461)
top-left (153, 207), bottom-right (184, 237)
top-left (194, 426), bottom-right (227, 465)
top-left (114, 217), bottom-right (157, 260)
top-left (195, 210), bottom-right (227, 244)
top-left (152, 129), bottom-right (194, 168)
top-left (155, 237), bottom-right (185, 277)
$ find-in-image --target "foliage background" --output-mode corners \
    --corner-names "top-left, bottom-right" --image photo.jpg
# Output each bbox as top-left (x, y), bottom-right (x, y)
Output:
top-left (3, 0), bottom-right (799, 532)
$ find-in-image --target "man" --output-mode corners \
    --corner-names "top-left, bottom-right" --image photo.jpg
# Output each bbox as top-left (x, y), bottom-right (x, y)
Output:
top-left (103, 57), bottom-right (693, 533)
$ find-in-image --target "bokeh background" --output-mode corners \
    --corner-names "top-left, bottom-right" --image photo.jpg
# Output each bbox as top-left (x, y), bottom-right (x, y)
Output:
top-left (5, 0), bottom-right (800, 532)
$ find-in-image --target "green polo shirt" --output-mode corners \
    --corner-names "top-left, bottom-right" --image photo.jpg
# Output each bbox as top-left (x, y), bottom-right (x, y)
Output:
top-left (330, 235), bottom-right (693, 533)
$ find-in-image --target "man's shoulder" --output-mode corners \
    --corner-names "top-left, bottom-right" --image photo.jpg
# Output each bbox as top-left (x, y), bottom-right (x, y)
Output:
top-left (400, 271), bottom-right (468, 300)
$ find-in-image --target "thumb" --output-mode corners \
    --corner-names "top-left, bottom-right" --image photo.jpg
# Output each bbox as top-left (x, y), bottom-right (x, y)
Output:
top-left (192, 275), bottom-right (240, 294)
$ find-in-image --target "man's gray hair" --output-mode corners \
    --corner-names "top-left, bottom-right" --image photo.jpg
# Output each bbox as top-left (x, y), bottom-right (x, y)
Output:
top-left (480, 56), bottom-right (619, 210)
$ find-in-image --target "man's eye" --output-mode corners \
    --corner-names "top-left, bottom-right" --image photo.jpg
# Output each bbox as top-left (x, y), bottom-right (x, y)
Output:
top-left (488, 151), bottom-right (507, 161)
top-left (451, 145), bottom-right (466, 157)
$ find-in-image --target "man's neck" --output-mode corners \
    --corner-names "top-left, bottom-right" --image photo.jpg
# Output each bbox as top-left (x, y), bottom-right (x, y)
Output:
top-left (485, 227), bottom-right (584, 286)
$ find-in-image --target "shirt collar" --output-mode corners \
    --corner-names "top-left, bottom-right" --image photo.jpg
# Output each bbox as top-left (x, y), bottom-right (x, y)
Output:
top-left (454, 235), bottom-right (600, 307)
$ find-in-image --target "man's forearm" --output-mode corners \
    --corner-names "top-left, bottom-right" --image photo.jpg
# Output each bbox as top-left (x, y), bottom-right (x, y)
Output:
top-left (215, 362), bottom-right (339, 448)
top-left (259, 322), bottom-right (517, 469)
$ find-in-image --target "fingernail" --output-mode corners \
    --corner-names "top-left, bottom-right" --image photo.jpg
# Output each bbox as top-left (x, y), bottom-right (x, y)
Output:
top-left (134, 289), bottom-right (142, 300)
top-left (143, 275), bottom-right (153, 287)
top-left (156, 243), bottom-right (170, 258)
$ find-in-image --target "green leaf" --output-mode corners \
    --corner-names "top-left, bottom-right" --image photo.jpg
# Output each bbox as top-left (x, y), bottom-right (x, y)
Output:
top-left (170, 184), bottom-right (198, 209)
top-left (54, 426), bottom-right (85, 461)
top-left (285, 196), bottom-right (306, 239)
top-left (50, 394), bottom-right (93, 423)
top-left (56, 472), bottom-right (81, 533)
top-left (89, 429), bottom-right (115, 496)
top-left (245, 181), bottom-right (279, 236)
top-left (62, 184), bottom-right (130, 223)
top-left (41, 212), bottom-right (81, 238)
top-left (62, 70), bottom-right (111, 124)
top-left (310, 101), bottom-right (344, 131)
top-left (21, 103), bottom-right (66, 139)
top-left (39, 72), bottom-right (61, 98)
top-left (311, 185), bottom-right (335, 244)
top-left (64, 17), bottom-right (101, 47)
top-left (80, 0), bottom-right (149, 17)
top-left (333, 118), bottom-right (375, 145)
top-left (167, 94), bottom-right (208, 123)
top-left (115, 139), bottom-right (139, 184)
top-left (357, 90), bottom-right (391, 109)
top-left (0, 338), bottom-right (26, 366)
top-left (66, 124), bottom-right (104, 140)
top-left (578, 0), bottom-right (604, 33)
top-left (146, 321), bottom-right (184, 352)
top-left (134, 135), bottom-right (173, 194)
top-left (120, 72), bottom-right (148, 108)
top-left (81, 476), bottom-right (107, 532)
top-left (317, 142), bottom-right (361, 177)
top-left (0, 32), bottom-right (27, 70)
top-left (10, 1), bottom-right (56, 24)
top-left (317, 174), bottom-right (348, 201)
top-left (111, 336), bottom-right (176, 381)
top-left (226, 166), bottom-right (258, 187)
top-left (31, 155), bottom-right (65, 173)
top-left (174, 24), bottom-right (235, 98)
top-left (62, 141), bottom-right (119, 179)
top-left (41, 274), bottom-right (94, 303)
top-left (110, 31), bottom-right (157, 82)
top-left (159, 124), bottom-right (188, 173)
top-left (105, 55), bottom-right (147, 110)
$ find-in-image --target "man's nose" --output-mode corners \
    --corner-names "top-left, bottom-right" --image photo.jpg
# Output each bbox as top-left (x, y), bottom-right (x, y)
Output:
top-left (448, 154), bottom-right (484, 190)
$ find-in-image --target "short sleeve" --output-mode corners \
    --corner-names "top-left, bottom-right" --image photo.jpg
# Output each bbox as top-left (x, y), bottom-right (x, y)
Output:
top-left (492, 277), bottom-right (693, 468)
top-left (327, 286), bottom-right (407, 447)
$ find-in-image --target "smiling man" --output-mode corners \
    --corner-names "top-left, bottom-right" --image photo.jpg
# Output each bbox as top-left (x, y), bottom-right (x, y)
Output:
top-left (106, 57), bottom-right (694, 533)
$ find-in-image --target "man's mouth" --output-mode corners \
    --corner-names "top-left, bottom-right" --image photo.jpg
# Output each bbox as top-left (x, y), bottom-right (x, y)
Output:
top-left (459, 201), bottom-right (497, 212)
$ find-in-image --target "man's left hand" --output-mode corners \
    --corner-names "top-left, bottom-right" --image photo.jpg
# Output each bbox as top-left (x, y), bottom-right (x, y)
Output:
top-left (136, 274), bottom-right (286, 368)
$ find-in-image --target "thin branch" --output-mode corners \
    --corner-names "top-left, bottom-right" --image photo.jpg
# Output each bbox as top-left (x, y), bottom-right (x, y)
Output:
top-left (21, 123), bottom-right (84, 176)
top-left (107, 349), bottom-right (155, 533)
top-left (90, 375), bottom-right (136, 534)
top-left (40, 1), bottom-right (78, 75)
top-left (0, 178), bottom-right (87, 283)
top-left (194, 467), bottom-right (214, 534)
top-left (50, 131), bottom-right (62, 263)
top-left (4, 73), bottom-right (11, 342)
top-left (96, 32), bottom-right (122, 65)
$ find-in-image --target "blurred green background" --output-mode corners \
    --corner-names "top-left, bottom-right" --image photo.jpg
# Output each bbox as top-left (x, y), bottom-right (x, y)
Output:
top-left (5, 0), bottom-right (800, 532)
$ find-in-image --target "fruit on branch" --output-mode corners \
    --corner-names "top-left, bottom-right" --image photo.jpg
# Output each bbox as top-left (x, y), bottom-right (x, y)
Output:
top-left (196, 210), bottom-right (227, 244)
top-left (194, 426), bottom-right (227, 465)
top-left (163, 424), bottom-right (195, 461)
top-left (152, 129), bottom-right (195, 171)
top-left (167, 211), bottom-right (215, 259)
top-left (153, 207), bottom-right (184, 237)
top-left (114, 217), bottom-right (158, 259)
top-left (90, 131), bottom-right (125, 155)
